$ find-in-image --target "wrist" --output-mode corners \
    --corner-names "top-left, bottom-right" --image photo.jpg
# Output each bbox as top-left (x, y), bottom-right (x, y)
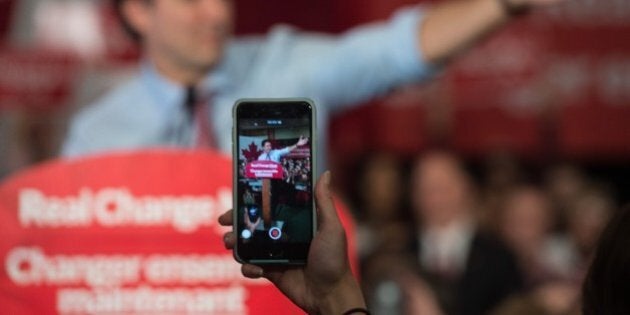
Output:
top-left (315, 272), bottom-right (366, 315)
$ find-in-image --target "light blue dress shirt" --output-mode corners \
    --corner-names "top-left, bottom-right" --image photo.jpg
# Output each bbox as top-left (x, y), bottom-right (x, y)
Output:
top-left (258, 148), bottom-right (292, 163)
top-left (62, 7), bottom-right (435, 173)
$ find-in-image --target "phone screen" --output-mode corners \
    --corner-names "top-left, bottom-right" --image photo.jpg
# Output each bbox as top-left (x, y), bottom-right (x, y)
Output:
top-left (233, 99), bottom-right (315, 264)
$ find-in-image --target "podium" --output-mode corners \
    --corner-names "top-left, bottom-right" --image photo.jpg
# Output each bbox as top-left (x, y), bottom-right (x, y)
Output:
top-left (0, 149), bottom-right (357, 314)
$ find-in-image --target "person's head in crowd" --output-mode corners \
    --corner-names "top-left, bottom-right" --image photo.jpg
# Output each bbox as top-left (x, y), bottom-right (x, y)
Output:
top-left (357, 153), bottom-right (405, 223)
top-left (483, 150), bottom-right (523, 190)
top-left (545, 163), bottom-right (588, 211)
top-left (498, 185), bottom-right (556, 287)
top-left (478, 150), bottom-right (523, 229)
top-left (411, 150), bottom-right (474, 228)
top-left (566, 185), bottom-right (615, 257)
top-left (582, 204), bottom-right (630, 315)
top-left (115, 0), bottom-right (234, 84)
top-left (499, 185), bottom-right (553, 257)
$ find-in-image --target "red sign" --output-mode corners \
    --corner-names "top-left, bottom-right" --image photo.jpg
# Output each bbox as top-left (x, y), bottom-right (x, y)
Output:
top-left (245, 161), bottom-right (284, 179)
top-left (0, 47), bottom-right (77, 110)
top-left (0, 149), bottom-right (357, 314)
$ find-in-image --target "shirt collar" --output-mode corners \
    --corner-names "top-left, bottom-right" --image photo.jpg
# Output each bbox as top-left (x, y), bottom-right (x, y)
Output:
top-left (140, 60), bottom-right (186, 112)
top-left (140, 59), bottom-right (232, 111)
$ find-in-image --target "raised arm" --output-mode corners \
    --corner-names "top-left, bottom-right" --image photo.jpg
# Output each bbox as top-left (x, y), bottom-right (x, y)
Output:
top-left (285, 136), bottom-right (309, 153)
top-left (420, 0), bottom-right (564, 64)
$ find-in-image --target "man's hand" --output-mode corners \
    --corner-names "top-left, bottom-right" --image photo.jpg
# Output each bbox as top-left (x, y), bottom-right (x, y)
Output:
top-left (219, 171), bottom-right (366, 314)
top-left (296, 135), bottom-right (309, 147)
top-left (419, 0), bottom-right (567, 64)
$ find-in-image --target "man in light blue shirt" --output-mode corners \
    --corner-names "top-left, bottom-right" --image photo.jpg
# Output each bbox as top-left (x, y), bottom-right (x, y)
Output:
top-left (258, 137), bottom-right (309, 163)
top-left (62, 0), bottom-right (565, 173)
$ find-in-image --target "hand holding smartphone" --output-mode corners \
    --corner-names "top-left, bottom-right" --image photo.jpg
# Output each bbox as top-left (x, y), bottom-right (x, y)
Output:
top-left (232, 98), bottom-right (316, 264)
top-left (219, 172), bottom-right (368, 314)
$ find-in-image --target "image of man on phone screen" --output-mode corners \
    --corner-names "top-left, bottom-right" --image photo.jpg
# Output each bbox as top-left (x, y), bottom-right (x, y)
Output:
top-left (258, 136), bottom-right (309, 163)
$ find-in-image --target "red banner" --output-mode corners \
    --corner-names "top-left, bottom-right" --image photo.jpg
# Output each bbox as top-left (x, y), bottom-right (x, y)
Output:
top-left (0, 149), bottom-right (357, 314)
top-left (245, 161), bottom-right (284, 179)
top-left (0, 47), bottom-right (77, 110)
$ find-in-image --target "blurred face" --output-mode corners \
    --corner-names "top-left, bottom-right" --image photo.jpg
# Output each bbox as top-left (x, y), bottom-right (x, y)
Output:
top-left (569, 194), bottom-right (612, 253)
top-left (412, 154), bottom-right (470, 227)
top-left (263, 142), bottom-right (272, 153)
top-left (127, 0), bottom-right (233, 81)
top-left (500, 188), bottom-right (551, 252)
top-left (362, 157), bottom-right (402, 220)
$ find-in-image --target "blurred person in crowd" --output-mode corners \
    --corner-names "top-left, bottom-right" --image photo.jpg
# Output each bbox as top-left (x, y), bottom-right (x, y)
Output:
top-left (478, 151), bottom-right (524, 230)
top-left (498, 184), bottom-right (557, 288)
top-left (544, 163), bottom-right (589, 229)
top-left (545, 185), bottom-right (615, 283)
top-left (491, 185), bottom-right (584, 315)
top-left (61, 0), bottom-right (565, 173)
top-left (352, 154), bottom-right (418, 313)
top-left (410, 150), bottom-right (523, 315)
top-left (490, 184), bottom-right (615, 315)
top-left (582, 204), bottom-right (630, 315)
top-left (354, 153), bottom-right (413, 258)
top-left (361, 251), bottom-right (445, 315)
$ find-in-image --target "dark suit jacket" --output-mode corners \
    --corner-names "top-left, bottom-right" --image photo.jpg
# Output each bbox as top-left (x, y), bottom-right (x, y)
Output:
top-left (413, 230), bottom-right (524, 315)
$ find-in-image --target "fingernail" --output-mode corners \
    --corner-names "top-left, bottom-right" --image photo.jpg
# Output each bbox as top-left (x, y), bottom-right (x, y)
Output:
top-left (224, 233), bottom-right (232, 243)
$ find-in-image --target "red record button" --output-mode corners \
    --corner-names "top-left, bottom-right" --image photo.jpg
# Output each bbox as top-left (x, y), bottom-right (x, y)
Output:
top-left (269, 227), bottom-right (282, 240)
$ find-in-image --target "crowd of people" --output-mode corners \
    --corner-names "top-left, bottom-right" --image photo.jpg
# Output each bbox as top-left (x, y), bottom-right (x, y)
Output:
top-left (350, 150), bottom-right (618, 315)
top-left (281, 157), bottom-right (312, 188)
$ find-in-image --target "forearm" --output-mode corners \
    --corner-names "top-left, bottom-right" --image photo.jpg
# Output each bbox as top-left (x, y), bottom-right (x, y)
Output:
top-left (420, 0), bottom-right (510, 64)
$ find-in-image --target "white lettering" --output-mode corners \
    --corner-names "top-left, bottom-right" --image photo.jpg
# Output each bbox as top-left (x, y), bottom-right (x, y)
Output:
top-left (19, 189), bottom-right (92, 227)
top-left (17, 188), bottom-right (233, 233)
top-left (57, 286), bottom-right (247, 314)
top-left (5, 247), bottom-right (141, 287)
top-left (144, 254), bottom-right (241, 285)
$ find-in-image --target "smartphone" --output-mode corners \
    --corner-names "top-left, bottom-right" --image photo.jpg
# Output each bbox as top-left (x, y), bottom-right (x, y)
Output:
top-left (232, 98), bottom-right (316, 264)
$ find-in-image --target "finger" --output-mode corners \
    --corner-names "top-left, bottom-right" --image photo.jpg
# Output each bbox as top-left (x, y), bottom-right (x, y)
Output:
top-left (218, 209), bottom-right (233, 226)
top-left (223, 232), bottom-right (235, 249)
top-left (259, 267), bottom-right (290, 284)
top-left (241, 264), bottom-right (264, 279)
top-left (314, 171), bottom-right (342, 232)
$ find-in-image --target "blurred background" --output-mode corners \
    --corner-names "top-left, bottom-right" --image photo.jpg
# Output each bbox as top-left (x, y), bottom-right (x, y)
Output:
top-left (1, 0), bottom-right (629, 314)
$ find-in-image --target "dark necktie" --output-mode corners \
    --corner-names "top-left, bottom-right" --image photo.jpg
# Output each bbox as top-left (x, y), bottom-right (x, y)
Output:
top-left (185, 86), bottom-right (215, 148)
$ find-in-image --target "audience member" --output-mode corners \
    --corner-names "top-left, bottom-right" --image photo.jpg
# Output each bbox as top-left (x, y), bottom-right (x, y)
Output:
top-left (545, 185), bottom-right (615, 283)
top-left (544, 163), bottom-right (589, 229)
top-left (498, 185), bottom-right (557, 288)
top-left (361, 251), bottom-right (444, 315)
top-left (409, 150), bottom-right (523, 315)
top-left (478, 151), bottom-right (524, 230)
top-left (354, 153), bottom-right (412, 258)
top-left (492, 185), bottom-right (582, 315)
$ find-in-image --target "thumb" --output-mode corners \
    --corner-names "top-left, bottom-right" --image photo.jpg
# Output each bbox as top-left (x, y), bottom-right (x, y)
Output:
top-left (315, 171), bottom-right (342, 232)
